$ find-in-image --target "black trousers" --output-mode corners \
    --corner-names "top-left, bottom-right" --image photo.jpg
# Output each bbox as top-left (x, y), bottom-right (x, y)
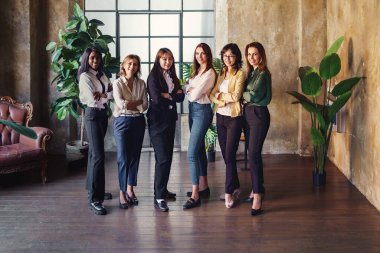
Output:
top-left (216, 113), bottom-right (243, 194)
top-left (148, 117), bottom-right (176, 199)
top-left (244, 105), bottom-right (270, 194)
top-left (84, 107), bottom-right (108, 203)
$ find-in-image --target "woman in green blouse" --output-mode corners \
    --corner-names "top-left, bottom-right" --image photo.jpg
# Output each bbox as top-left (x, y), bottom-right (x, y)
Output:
top-left (242, 42), bottom-right (272, 216)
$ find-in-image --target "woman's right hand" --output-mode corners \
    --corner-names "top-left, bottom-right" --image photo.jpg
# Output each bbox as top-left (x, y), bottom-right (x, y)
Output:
top-left (161, 93), bottom-right (173, 100)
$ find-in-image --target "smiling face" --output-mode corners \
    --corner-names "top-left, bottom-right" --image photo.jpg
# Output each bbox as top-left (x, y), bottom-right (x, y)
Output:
top-left (122, 58), bottom-right (139, 78)
top-left (195, 47), bottom-right (207, 65)
top-left (247, 47), bottom-right (261, 69)
top-left (159, 53), bottom-right (174, 71)
top-left (88, 51), bottom-right (101, 70)
top-left (222, 49), bottom-right (237, 69)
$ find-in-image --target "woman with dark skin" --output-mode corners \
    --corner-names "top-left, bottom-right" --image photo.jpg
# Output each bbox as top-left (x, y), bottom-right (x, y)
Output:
top-left (147, 48), bottom-right (185, 212)
top-left (78, 47), bottom-right (113, 215)
top-left (242, 42), bottom-right (272, 216)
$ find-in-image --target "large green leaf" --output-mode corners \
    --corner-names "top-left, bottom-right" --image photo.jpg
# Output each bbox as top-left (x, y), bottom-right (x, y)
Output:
top-left (0, 119), bottom-right (37, 139)
top-left (182, 63), bottom-right (192, 82)
top-left (57, 106), bottom-right (68, 120)
top-left (98, 35), bottom-right (114, 44)
top-left (311, 126), bottom-right (325, 145)
top-left (79, 20), bottom-right (87, 33)
top-left (89, 19), bottom-right (105, 26)
top-left (298, 66), bottom-right (318, 80)
top-left (331, 77), bottom-right (361, 97)
top-left (51, 47), bottom-right (63, 63)
top-left (213, 58), bottom-right (223, 75)
top-left (46, 41), bottom-right (56, 51)
top-left (73, 3), bottom-right (84, 18)
top-left (325, 36), bottom-right (344, 56)
top-left (320, 53), bottom-right (341, 79)
top-left (328, 91), bottom-right (352, 120)
top-left (70, 37), bottom-right (88, 48)
top-left (301, 72), bottom-right (322, 96)
top-left (78, 32), bottom-right (92, 44)
top-left (65, 19), bottom-right (79, 30)
top-left (93, 39), bottom-right (108, 51)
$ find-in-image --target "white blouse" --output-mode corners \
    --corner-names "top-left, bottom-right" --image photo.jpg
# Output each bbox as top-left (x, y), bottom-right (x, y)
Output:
top-left (216, 79), bottom-right (232, 116)
top-left (187, 68), bottom-right (216, 104)
top-left (79, 68), bottom-right (112, 109)
top-left (113, 76), bottom-right (148, 117)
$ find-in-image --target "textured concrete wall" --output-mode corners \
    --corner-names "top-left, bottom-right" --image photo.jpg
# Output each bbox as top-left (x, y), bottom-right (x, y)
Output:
top-left (0, 0), bottom-right (31, 102)
top-left (327, 0), bottom-right (380, 211)
top-left (215, 0), bottom-right (326, 154)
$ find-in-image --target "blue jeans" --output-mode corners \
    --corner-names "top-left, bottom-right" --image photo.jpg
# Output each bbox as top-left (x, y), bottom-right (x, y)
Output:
top-left (187, 102), bottom-right (213, 185)
top-left (113, 115), bottom-right (145, 191)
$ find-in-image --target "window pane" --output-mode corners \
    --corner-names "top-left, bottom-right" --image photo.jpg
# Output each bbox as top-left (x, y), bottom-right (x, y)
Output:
top-left (183, 12), bottom-right (214, 36)
top-left (118, 0), bottom-right (148, 10)
top-left (85, 0), bottom-right (115, 10)
top-left (120, 14), bottom-right (148, 36)
top-left (140, 63), bottom-right (149, 83)
top-left (120, 38), bottom-right (149, 62)
top-left (151, 14), bottom-right (179, 36)
top-left (86, 12), bottom-right (116, 37)
top-left (150, 0), bottom-right (181, 10)
top-left (183, 38), bottom-right (215, 62)
top-left (108, 41), bottom-right (116, 57)
top-left (183, 0), bottom-right (214, 10)
top-left (150, 38), bottom-right (179, 62)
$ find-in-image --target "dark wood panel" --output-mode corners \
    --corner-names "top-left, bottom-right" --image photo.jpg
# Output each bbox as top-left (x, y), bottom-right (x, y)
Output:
top-left (0, 152), bottom-right (379, 253)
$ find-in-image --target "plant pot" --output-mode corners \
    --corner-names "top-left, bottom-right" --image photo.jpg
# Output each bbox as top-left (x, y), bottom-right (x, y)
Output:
top-left (207, 151), bottom-right (216, 162)
top-left (66, 140), bottom-right (89, 168)
top-left (313, 170), bottom-right (326, 187)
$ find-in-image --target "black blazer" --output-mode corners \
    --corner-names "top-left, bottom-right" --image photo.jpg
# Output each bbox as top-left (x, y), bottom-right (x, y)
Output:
top-left (146, 72), bottom-right (185, 122)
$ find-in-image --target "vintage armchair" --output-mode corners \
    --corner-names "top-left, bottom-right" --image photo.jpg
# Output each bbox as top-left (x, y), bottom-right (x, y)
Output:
top-left (0, 96), bottom-right (53, 183)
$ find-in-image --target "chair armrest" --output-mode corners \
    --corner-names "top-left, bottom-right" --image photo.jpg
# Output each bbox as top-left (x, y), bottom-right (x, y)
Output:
top-left (19, 127), bottom-right (53, 150)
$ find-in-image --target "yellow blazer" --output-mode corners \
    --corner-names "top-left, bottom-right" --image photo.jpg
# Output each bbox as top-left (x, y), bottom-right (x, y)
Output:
top-left (209, 68), bottom-right (246, 117)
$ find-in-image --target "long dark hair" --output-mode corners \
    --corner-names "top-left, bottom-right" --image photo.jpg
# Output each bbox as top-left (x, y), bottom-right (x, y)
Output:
top-left (220, 43), bottom-right (243, 75)
top-left (150, 48), bottom-right (180, 90)
top-left (245, 42), bottom-right (271, 75)
top-left (190, 43), bottom-right (216, 79)
top-left (77, 47), bottom-right (104, 79)
top-left (119, 54), bottom-right (141, 79)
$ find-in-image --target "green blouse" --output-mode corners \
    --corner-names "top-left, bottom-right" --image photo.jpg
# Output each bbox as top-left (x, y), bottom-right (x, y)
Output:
top-left (243, 68), bottom-right (272, 106)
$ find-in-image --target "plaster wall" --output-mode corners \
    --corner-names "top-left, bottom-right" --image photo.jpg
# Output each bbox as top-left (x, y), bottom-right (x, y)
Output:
top-left (0, 0), bottom-right (31, 102)
top-left (215, 0), bottom-right (326, 154)
top-left (327, 0), bottom-right (380, 211)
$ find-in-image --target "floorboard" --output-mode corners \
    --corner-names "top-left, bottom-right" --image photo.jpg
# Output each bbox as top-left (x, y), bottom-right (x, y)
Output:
top-left (0, 152), bottom-right (379, 253)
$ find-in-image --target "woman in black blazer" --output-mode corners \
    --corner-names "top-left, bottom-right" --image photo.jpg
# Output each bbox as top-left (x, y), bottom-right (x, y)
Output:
top-left (147, 48), bottom-right (185, 212)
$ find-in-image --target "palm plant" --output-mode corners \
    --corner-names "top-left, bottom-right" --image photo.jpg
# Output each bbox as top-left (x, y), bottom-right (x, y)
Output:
top-left (287, 36), bottom-right (362, 185)
top-left (46, 3), bottom-right (119, 145)
top-left (0, 119), bottom-right (37, 139)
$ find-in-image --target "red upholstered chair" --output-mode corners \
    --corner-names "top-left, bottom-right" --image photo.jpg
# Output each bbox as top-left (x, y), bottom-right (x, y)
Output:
top-left (0, 96), bottom-right (53, 183)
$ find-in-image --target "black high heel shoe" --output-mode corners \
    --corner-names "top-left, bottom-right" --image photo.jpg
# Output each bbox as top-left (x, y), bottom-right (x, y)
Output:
top-left (251, 199), bottom-right (263, 216)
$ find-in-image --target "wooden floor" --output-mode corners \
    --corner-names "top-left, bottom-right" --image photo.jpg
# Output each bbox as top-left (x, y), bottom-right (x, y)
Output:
top-left (0, 152), bottom-right (379, 253)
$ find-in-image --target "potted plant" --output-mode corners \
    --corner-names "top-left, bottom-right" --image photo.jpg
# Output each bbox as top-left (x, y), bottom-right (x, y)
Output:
top-left (287, 36), bottom-right (362, 186)
top-left (181, 58), bottom-right (222, 162)
top-left (46, 3), bottom-right (119, 165)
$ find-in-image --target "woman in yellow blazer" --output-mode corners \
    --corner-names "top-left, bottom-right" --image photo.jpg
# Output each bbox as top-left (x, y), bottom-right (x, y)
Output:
top-left (210, 43), bottom-right (246, 208)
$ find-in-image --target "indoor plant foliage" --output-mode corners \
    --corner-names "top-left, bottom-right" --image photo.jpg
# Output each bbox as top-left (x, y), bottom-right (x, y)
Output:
top-left (46, 3), bottom-right (119, 145)
top-left (287, 36), bottom-right (362, 185)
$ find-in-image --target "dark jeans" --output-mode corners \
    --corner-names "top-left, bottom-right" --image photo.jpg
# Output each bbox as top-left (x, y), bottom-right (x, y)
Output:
top-left (244, 105), bottom-right (270, 194)
top-left (216, 113), bottom-right (243, 194)
top-left (84, 107), bottom-right (108, 203)
top-left (113, 115), bottom-right (145, 191)
top-left (148, 117), bottom-right (176, 199)
top-left (187, 102), bottom-right (213, 185)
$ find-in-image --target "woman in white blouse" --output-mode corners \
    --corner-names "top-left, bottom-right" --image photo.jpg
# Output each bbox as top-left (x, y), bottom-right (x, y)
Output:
top-left (113, 54), bottom-right (148, 209)
top-left (78, 47), bottom-right (113, 215)
top-left (183, 43), bottom-right (216, 209)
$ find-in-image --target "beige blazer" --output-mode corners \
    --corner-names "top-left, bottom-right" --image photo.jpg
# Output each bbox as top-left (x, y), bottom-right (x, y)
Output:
top-left (209, 68), bottom-right (246, 117)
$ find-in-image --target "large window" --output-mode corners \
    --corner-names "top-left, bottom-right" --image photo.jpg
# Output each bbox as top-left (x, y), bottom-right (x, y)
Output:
top-left (85, 0), bottom-right (215, 148)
